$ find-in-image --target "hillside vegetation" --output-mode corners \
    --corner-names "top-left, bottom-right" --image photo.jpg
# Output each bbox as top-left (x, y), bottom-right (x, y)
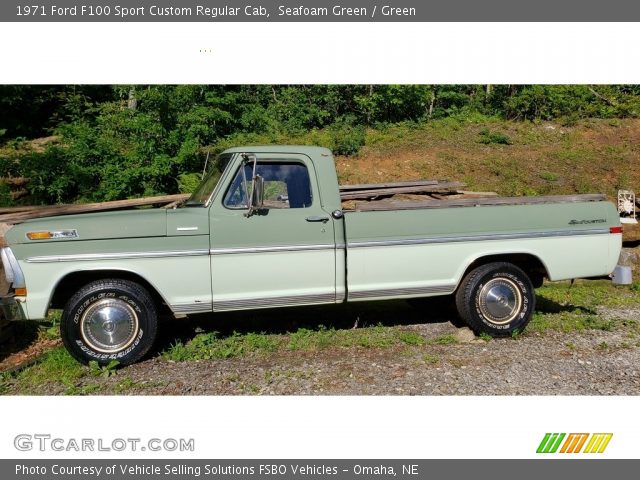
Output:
top-left (1, 85), bottom-right (639, 206)
top-left (336, 118), bottom-right (640, 199)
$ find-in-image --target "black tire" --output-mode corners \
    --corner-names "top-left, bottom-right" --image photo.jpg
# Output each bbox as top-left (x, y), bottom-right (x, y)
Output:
top-left (60, 279), bottom-right (158, 366)
top-left (455, 262), bottom-right (535, 337)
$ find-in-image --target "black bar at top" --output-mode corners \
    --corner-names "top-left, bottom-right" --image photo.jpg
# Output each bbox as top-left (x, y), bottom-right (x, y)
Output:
top-left (2, 0), bottom-right (640, 22)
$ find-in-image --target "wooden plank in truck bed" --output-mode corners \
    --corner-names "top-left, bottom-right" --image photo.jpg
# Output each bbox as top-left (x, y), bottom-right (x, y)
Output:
top-left (340, 182), bottom-right (465, 200)
top-left (339, 180), bottom-right (439, 191)
top-left (352, 194), bottom-right (608, 212)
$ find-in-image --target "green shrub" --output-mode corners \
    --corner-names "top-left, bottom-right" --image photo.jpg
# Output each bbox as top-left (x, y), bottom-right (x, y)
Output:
top-left (539, 171), bottom-right (559, 181)
top-left (328, 118), bottom-right (366, 155)
top-left (478, 128), bottom-right (512, 145)
top-left (0, 181), bottom-right (12, 207)
top-left (177, 172), bottom-right (203, 194)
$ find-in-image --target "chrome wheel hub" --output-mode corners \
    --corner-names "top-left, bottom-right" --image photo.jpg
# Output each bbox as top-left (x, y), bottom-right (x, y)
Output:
top-left (478, 278), bottom-right (522, 325)
top-left (80, 299), bottom-right (139, 353)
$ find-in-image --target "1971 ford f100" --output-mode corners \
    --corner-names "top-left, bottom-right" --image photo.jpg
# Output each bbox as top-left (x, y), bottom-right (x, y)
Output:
top-left (0, 146), bottom-right (623, 365)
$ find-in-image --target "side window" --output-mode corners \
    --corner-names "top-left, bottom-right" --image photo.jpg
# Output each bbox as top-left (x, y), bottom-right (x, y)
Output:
top-left (223, 162), bottom-right (313, 209)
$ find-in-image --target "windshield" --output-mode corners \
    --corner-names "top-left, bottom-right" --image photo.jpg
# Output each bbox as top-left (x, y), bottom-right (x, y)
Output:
top-left (185, 153), bottom-right (233, 206)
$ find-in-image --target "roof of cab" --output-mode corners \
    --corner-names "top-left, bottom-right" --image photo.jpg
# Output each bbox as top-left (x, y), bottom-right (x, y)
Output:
top-left (221, 145), bottom-right (333, 156)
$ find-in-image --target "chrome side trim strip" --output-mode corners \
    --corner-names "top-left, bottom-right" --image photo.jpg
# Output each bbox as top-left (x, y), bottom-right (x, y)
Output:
top-left (213, 292), bottom-right (336, 311)
top-left (26, 243), bottom-right (343, 262)
top-left (171, 302), bottom-right (214, 314)
top-left (25, 249), bottom-right (210, 264)
top-left (210, 244), bottom-right (338, 255)
top-left (347, 228), bottom-right (610, 249)
top-left (349, 284), bottom-right (456, 300)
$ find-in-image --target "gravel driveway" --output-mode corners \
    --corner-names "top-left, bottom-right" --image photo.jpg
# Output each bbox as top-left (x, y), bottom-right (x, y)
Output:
top-left (86, 309), bottom-right (640, 396)
top-left (3, 296), bottom-right (639, 395)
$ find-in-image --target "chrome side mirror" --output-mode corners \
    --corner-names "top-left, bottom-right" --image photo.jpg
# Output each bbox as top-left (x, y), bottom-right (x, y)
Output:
top-left (248, 174), bottom-right (265, 216)
top-left (241, 153), bottom-right (263, 217)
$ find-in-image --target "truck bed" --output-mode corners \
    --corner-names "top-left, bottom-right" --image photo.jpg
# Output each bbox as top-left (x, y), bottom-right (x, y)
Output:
top-left (342, 195), bottom-right (620, 302)
top-left (338, 178), bottom-right (607, 212)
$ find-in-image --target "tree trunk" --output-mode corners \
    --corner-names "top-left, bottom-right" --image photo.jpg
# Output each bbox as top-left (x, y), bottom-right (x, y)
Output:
top-left (127, 86), bottom-right (137, 111)
top-left (428, 90), bottom-right (436, 118)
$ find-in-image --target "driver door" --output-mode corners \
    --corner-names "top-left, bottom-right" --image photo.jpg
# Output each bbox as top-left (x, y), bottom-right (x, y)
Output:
top-left (209, 153), bottom-right (337, 311)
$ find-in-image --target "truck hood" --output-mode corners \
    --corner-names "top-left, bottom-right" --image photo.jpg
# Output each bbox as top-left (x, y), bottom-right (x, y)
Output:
top-left (5, 209), bottom-right (168, 244)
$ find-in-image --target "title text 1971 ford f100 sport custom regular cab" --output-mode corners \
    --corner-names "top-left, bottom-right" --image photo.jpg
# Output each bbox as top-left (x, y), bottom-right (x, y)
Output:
top-left (0, 146), bottom-right (623, 365)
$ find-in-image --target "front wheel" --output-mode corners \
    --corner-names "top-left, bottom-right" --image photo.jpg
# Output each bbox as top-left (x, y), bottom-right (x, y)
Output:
top-left (455, 262), bottom-right (535, 337)
top-left (60, 279), bottom-right (158, 366)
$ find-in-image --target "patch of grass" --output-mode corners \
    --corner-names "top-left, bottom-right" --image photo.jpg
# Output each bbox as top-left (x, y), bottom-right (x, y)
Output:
top-left (288, 324), bottom-right (421, 351)
top-left (423, 353), bottom-right (439, 365)
top-left (5, 347), bottom-right (86, 393)
top-left (112, 377), bottom-right (137, 394)
top-left (429, 334), bottom-right (459, 345)
top-left (242, 383), bottom-right (261, 394)
top-left (64, 383), bottom-right (102, 395)
top-left (288, 326), bottom-right (338, 351)
top-left (163, 324), bottom-right (429, 362)
top-left (34, 309), bottom-right (63, 341)
top-left (354, 329), bottom-right (397, 349)
top-left (163, 331), bottom-right (282, 361)
top-left (89, 360), bottom-right (119, 378)
top-left (397, 331), bottom-right (426, 346)
top-left (537, 280), bottom-right (640, 309)
top-left (0, 374), bottom-right (10, 395)
top-left (479, 332), bottom-right (493, 342)
top-left (287, 325), bottom-right (404, 351)
top-left (539, 171), bottom-right (559, 182)
top-left (565, 342), bottom-right (577, 350)
top-left (576, 177), bottom-right (597, 194)
top-left (529, 310), bottom-right (617, 334)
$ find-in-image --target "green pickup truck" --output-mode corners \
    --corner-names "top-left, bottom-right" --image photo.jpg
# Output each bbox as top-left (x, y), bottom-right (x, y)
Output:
top-left (0, 146), bottom-right (622, 365)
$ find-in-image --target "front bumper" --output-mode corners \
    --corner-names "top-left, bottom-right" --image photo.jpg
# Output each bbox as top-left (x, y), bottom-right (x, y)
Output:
top-left (0, 295), bottom-right (26, 322)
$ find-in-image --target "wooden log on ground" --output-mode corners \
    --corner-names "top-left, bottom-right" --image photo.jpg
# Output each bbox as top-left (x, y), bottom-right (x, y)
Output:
top-left (0, 194), bottom-right (190, 225)
top-left (0, 206), bottom-right (45, 215)
top-left (0, 177), bottom-right (29, 187)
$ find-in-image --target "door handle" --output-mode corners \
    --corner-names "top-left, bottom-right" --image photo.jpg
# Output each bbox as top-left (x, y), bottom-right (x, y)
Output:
top-left (305, 215), bottom-right (330, 223)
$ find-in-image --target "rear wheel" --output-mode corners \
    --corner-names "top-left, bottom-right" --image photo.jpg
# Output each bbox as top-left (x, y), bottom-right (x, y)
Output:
top-left (60, 279), bottom-right (158, 366)
top-left (455, 262), bottom-right (535, 337)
